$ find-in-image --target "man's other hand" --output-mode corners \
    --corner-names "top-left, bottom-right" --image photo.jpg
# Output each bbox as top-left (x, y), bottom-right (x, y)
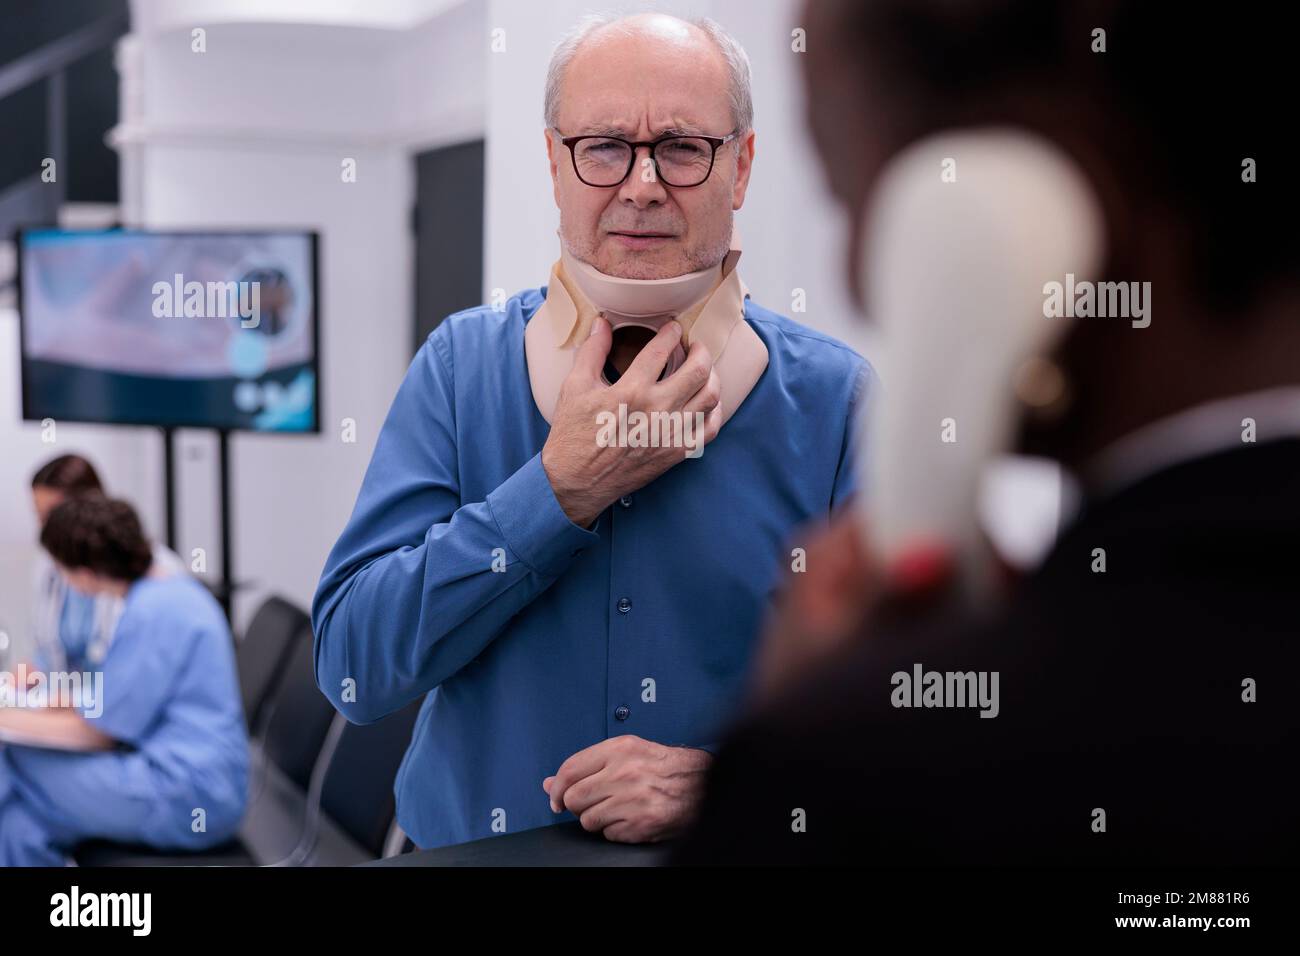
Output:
top-left (542, 735), bottom-right (713, 843)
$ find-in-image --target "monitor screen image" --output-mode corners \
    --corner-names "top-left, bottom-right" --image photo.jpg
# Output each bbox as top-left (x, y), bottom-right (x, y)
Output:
top-left (17, 228), bottom-right (320, 432)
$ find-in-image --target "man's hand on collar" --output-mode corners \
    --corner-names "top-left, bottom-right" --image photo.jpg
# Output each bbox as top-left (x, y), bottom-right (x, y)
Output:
top-left (541, 315), bottom-right (722, 527)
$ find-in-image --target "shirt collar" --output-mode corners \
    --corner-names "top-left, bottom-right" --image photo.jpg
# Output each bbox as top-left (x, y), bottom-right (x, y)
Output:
top-left (1082, 386), bottom-right (1300, 494)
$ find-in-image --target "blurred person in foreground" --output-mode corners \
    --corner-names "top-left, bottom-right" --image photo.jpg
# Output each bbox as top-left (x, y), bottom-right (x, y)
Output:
top-left (675, 0), bottom-right (1296, 864)
top-left (0, 497), bottom-right (247, 866)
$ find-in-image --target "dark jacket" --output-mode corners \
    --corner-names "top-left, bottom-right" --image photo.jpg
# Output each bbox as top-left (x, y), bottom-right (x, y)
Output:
top-left (674, 440), bottom-right (1300, 865)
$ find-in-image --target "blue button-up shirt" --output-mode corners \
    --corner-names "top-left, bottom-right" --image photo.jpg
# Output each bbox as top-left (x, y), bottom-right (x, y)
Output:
top-left (312, 286), bottom-right (870, 850)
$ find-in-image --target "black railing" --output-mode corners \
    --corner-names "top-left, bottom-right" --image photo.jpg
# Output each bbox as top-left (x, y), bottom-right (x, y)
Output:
top-left (0, 10), bottom-right (129, 279)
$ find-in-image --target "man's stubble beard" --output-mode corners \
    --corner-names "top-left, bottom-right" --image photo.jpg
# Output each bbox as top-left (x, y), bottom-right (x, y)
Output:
top-left (560, 208), bottom-right (735, 280)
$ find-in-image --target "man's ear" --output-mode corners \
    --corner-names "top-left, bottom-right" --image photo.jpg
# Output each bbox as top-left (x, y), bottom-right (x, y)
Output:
top-left (544, 128), bottom-right (562, 204)
top-left (731, 130), bottom-right (755, 210)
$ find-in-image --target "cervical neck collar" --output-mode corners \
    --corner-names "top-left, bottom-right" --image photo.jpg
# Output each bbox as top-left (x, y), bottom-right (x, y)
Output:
top-left (526, 225), bottom-right (768, 427)
top-left (560, 243), bottom-right (723, 321)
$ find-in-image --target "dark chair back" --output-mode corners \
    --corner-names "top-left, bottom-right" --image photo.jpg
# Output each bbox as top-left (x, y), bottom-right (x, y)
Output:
top-left (237, 596), bottom-right (309, 731)
top-left (260, 626), bottom-right (337, 790)
top-left (318, 700), bottom-right (423, 857)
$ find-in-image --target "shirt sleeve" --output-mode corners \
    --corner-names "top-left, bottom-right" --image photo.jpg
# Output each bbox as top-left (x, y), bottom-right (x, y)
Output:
top-left (311, 326), bottom-right (600, 724)
top-left (831, 358), bottom-right (874, 509)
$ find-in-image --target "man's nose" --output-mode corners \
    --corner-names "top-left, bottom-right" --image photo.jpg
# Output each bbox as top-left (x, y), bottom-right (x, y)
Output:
top-left (617, 145), bottom-right (669, 207)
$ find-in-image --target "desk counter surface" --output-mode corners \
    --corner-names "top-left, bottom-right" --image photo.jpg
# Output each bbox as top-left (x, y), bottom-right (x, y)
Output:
top-left (366, 822), bottom-right (672, 867)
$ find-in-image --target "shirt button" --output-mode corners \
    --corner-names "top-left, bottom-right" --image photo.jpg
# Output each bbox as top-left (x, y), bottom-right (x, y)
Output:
top-left (614, 706), bottom-right (630, 721)
top-left (619, 495), bottom-right (633, 508)
top-left (616, 597), bottom-right (632, 614)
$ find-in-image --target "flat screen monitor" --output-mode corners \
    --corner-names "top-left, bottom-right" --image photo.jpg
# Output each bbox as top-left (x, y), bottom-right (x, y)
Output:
top-left (17, 228), bottom-right (320, 432)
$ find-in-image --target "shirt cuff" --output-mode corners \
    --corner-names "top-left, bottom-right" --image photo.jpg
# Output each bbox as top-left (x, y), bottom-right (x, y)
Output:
top-left (486, 452), bottom-right (599, 577)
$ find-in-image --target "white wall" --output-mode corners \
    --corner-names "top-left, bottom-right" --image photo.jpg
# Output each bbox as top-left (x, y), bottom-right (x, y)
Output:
top-left (109, 2), bottom-right (486, 634)
top-left (129, 0), bottom-right (465, 33)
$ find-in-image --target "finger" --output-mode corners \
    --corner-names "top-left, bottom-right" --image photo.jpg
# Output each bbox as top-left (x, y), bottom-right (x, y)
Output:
top-left (560, 767), bottom-right (614, 817)
top-left (622, 320), bottom-right (682, 385)
top-left (681, 365), bottom-right (721, 418)
top-left (679, 400), bottom-right (722, 460)
top-left (657, 340), bottom-right (713, 406)
top-left (577, 795), bottom-right (626, 835)
top-left (547, 739), bottom-right (617, 812)
top-left (701, 400), bottom-right (723, 444)
top-left (600, 821), bottom-right (646, 844)
top-left (570, 315), bottom-right (612, 382)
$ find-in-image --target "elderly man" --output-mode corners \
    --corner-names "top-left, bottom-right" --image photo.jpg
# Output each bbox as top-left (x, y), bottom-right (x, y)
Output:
top-left (313, 13), bottom-right (868, 850)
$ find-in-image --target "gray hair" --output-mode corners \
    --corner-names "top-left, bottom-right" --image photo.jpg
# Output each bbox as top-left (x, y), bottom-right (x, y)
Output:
top-left (543, 13), bottom-right (754, 136)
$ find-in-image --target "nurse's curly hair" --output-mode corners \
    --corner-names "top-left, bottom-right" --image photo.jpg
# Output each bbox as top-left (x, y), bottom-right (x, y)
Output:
top-left (40, 495), bottom-right (153, 582)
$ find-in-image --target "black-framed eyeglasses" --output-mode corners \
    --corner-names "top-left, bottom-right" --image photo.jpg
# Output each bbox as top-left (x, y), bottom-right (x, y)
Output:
top-left (555, 130), bottom-right (739, 188)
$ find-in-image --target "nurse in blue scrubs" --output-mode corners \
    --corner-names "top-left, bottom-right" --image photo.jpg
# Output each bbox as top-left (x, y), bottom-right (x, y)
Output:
top-left (0, 496), bottom-right (248, 866)
top-left (27, 454), bottom-right (189, 674)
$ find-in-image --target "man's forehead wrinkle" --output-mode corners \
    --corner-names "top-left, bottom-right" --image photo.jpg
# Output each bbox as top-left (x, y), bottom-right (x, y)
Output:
top-left (567, 85), bottom-right (723, 136)
top-left (574, 116), bottom-right (710, 137)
